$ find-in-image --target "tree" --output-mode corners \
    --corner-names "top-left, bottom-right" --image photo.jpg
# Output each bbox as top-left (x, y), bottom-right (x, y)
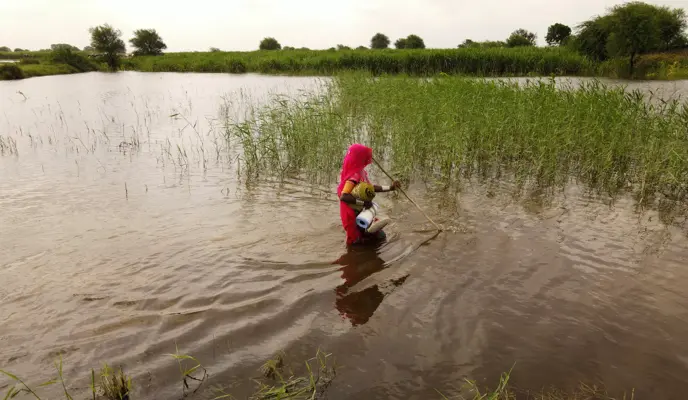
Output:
top-left (13, 48), bottom-right (26, 52)
top-left (89, 24), bottom-right (126, 70)
top-left (209, 47), bottom-right (221, 52)
top-left (506, 29), bottom-right (537, 47)
top-left (575, 2), bottom-right (687, 69)
top-left (356, 45), bottom-right (368, 50)
top-left (575, 17), bottom-right (611, 61)
top-left (83, 46), bottom-right (95, 52)
top-left (336, 44), bottom-right (351, 50)
top-left (546, 23), bottom-right (572, 46)
top-left (573, 2), bottom-right (687, 75)
top-left (394, 38), bottom-right (407, 49)
top-left (405, 34), bottom-right (425, 49)
top-left (259, 37), bottom-right (281, 50)
top-left (283, 46), bottom-right (295, 50)
top-left (51, 43), bottom-right (80, 51)
top-left (459, 40), bottom-right (506, 48)
top-left (0, 46), bottom-right (10, 52)
top-left (605, 2), bottom-right (682, 76)
top-left (655, 7), bottom-right (687, 50)
top-left (129, 29), bottom-right (167, 56)
top-left (370, 33), bottom-right (390, 49)
top-left (458, 39), bottom-right (475, 48)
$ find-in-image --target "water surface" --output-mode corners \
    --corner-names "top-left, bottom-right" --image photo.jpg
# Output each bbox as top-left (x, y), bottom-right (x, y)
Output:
top-left (1, 72), bottom-right (688, 399)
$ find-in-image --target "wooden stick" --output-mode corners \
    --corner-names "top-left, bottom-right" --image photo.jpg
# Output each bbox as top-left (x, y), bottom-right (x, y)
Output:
top-left (372, 157), bottom-right (443, 232)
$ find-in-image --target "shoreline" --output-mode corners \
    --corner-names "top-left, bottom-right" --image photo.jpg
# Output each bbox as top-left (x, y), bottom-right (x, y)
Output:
top-left (2, 48), bottom-right (687, 81)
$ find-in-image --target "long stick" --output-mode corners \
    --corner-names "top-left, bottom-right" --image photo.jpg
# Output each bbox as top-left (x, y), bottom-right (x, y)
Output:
top-left (372, 157), bottom-right (442, 232)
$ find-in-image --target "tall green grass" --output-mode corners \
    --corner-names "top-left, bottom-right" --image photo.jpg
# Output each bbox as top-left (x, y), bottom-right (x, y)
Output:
top-left (125, 47), bottom-right (593, 77)
top-left (223, 74), bottom-right (688, 206)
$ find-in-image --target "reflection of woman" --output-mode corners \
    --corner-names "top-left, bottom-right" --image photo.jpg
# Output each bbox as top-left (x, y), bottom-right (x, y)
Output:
top-left (332, 245), bottom-right (408, 326)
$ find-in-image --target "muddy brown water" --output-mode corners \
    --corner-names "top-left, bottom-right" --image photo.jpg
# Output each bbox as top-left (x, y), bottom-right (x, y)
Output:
top-left (1, 72), bottom-right (688, 399)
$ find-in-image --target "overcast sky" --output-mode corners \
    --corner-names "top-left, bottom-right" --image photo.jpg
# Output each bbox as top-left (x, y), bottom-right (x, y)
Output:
top-left (1, 0), bottom-right (685, 52)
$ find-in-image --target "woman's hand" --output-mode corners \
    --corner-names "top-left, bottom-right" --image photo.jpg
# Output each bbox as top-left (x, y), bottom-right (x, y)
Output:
top-left (364, 200), bottom-right (374, 209)
top-left (391, 181), bottom-right (402, 190)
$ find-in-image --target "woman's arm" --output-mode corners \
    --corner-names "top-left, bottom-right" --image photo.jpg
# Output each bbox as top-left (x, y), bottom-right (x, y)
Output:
top-left (374, 181), bottom-right (401, 193)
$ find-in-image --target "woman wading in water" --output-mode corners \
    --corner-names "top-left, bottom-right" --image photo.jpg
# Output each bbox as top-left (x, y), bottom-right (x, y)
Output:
top-left (337, 144), bottom-right (400, 246)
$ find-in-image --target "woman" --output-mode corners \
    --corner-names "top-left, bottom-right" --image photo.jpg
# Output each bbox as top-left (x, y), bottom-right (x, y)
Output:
top-left (337, 143), bottom-right (400, 246)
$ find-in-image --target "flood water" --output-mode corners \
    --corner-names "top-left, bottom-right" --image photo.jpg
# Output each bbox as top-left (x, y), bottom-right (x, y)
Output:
top-left (1, 72), bottom-right (688, 399)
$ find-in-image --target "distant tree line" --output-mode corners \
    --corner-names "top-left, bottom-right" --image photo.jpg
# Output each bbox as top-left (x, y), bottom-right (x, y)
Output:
top-left (2, 1), bottom-right (685, 77)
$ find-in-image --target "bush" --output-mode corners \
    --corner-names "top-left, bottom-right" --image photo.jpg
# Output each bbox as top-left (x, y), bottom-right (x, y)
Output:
top-left (19, 58), bottom-right (40, 65)
top-left (51, 48), bottom-right (98, 72)
top-left (0, 64), bottom-right (25, 80)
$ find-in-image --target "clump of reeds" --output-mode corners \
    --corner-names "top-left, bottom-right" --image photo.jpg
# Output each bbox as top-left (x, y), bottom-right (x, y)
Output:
top-left (250, 349), bottom-right (336, 400)
top-left (0, 135), bottom-right (18, 156)
top-left (439, 370), bottom-right (634, 400)
top-left (0, 358), bottom-right (132, 400)
top-left (98, 363), bottom-right (132, 400)
top-left (224, 73), bottom-right (688, 209)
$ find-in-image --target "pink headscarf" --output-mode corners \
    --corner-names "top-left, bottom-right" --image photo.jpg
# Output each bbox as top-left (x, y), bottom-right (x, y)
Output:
top-left (337, 144), bottom-right (373, 245)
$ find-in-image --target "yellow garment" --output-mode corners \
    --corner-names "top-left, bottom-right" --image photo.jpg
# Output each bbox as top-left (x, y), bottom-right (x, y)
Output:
top-left (347, 182), bottom-right (375, 212)
top-left (352, 182), bottom-right (375, 201)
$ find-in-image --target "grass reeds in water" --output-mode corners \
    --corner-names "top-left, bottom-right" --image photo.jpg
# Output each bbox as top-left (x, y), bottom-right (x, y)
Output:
top-left (224, 74), bottom-right (688, 207)
top-left (2, 352), bottom-right (634, 399)
top-left (1, 360), bottom-right (131, 400)
top-left (124, 47), bottom-right (592, 77)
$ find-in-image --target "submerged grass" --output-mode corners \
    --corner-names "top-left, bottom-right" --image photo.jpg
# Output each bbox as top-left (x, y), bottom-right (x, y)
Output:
top-left (223, 73), bottom-right (688, 207)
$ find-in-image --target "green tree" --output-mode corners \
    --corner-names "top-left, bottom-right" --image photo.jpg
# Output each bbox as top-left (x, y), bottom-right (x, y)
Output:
top-left (209, 47), bottom-right (221, 52)
top-left (0, 46), bottom-right (10, 52)
top-left (575, 2), bottom-right (687, 67)
top-left (13, 48), bottom-right (26, 52)
top-left (575, 17), bottom-right (611, 61)
top-left (259, 37), bottom-right (281, 50)
top-left (506, 29), bottom-right (537, 47)
top-left (89, 24), bottom-right (126, 70)
top-left (394, 38), bottom-right (407, 49)
top-left (604, 2), bottom-right (677, 75)
top-left (83, 46), bottom-right (95, 52)
top-left (458, 39), bottom-right (475, 48)
top-left (546, 23), bottom-right (572, 46)
top-left (370, 33), bottom-right (390, 49)
top-left (356, 45), bottom-right (368, 50)
top-left (336, 44), bottom-right (351, 50)
top-left (405, 34), bottom-right (425, 49)
top-left (655, 7), bottom-right (687, 50)
top-left (283, 46), bottom-right (295, 50)
top-left (51, 43), bottom-right (80, 51)
top-left (129, 29), bottom-right (167, 56)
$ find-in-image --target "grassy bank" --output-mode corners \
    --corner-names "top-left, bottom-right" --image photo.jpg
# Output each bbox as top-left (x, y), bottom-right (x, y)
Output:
top-left (3, 48), bottom-right (687, 80)
top-left (0, 50), bottom-right (102, 80)
top-left (601, 49), bottom-right (688, 80)
top-left (1, 351), bottom-right (631, 399)
top-left (124, 47), bottom-right (593, 76)
top-left (223, 74), bottom-right (688, 206)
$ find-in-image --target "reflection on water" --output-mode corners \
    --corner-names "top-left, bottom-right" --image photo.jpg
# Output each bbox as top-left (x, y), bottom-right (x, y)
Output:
top-left (333, 244), bottom-right (409, 326)
top-left (0, 72), bottom-right (688, 399)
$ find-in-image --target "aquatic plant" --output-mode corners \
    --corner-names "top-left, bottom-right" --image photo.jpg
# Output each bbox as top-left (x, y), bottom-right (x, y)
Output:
top-left (223, 74), bottom-right (688, 207)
